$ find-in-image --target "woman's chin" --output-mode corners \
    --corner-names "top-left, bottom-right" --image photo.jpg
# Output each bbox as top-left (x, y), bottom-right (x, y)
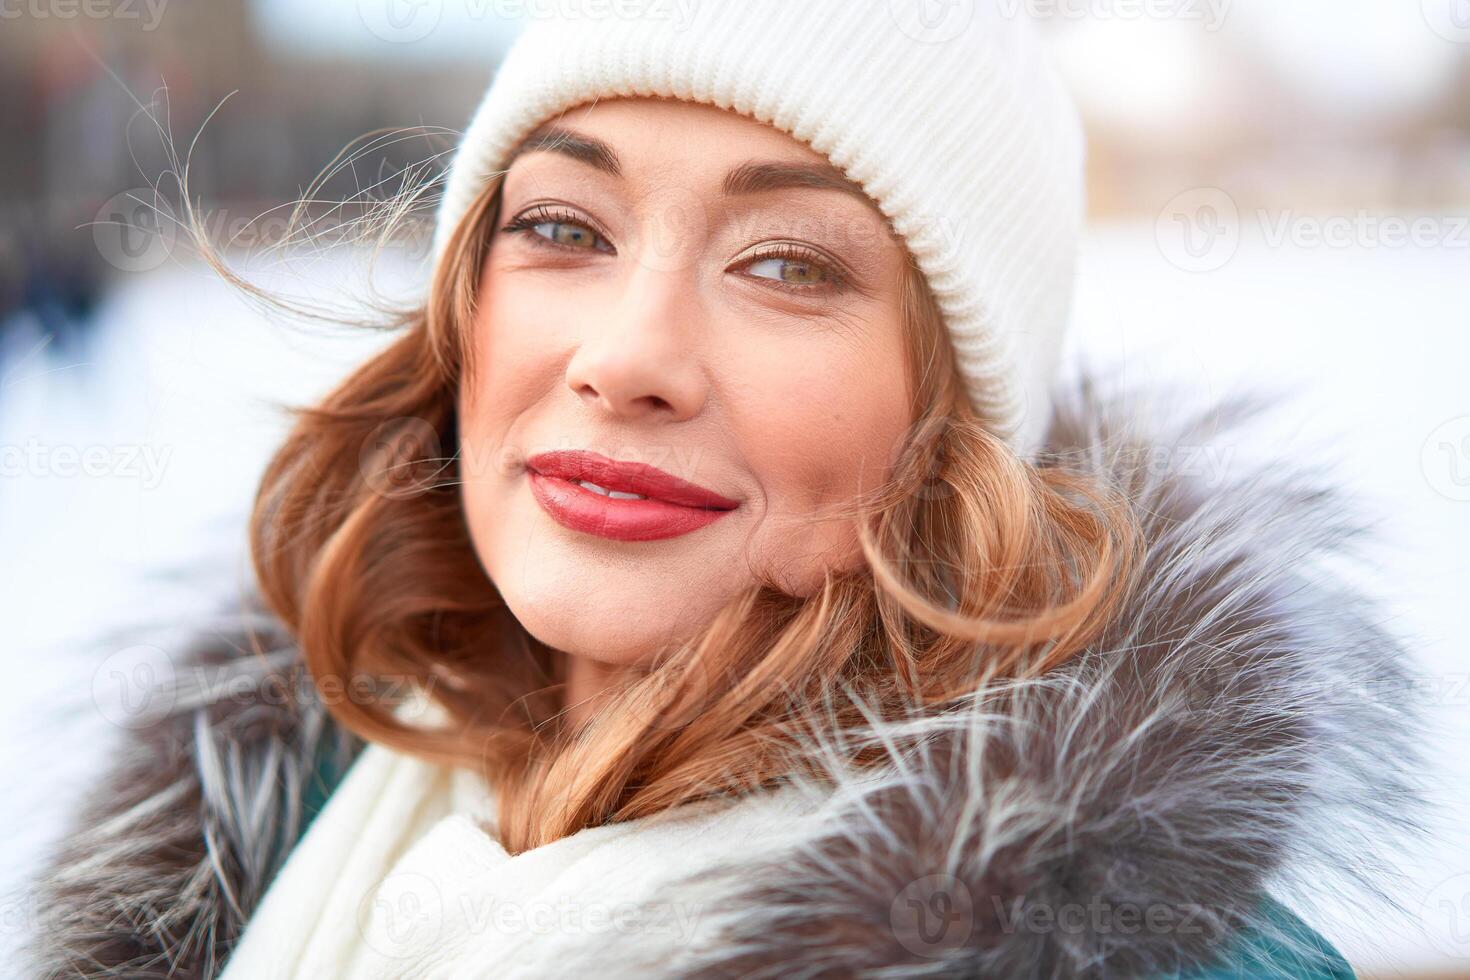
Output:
top-left (503, 586), bottom-right (722, 667)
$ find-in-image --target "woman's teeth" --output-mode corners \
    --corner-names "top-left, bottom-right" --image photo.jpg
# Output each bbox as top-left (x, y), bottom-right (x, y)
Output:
top-left (576, 479), bottom-right (647, 501)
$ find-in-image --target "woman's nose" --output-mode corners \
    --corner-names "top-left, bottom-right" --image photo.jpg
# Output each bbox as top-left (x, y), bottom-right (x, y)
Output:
top-left (563, 261), bottom-right (709, 423)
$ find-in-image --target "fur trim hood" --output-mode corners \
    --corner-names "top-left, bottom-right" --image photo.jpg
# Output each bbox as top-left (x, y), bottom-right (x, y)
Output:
top-left (24, 374), bottom-right (1429, 978)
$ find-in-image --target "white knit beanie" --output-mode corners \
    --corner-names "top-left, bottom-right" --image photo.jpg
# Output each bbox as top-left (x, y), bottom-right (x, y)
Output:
top-left (433, 0), bottom-right (1084, 455)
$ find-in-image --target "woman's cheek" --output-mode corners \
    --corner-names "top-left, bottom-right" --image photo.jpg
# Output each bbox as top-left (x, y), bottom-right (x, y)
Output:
top-left (741, 324), bottom-right (907, 488)
top-left (467, 279), bottom-right (582, 423)
top-left (731, 332), bottom-right (908, 591)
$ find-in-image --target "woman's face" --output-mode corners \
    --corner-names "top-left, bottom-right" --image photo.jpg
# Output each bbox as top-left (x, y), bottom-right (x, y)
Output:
top-left (458, 96), bottom-right (912, 667)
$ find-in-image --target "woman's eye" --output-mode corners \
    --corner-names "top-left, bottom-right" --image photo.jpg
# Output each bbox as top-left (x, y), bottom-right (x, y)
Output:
top-left (502, 208), bottom-right (612, 253)
top-left (745, 256), bottom-right (829, 287)
top-left (739, 246), bottom-right (844, 294)
top-left (535, 221), bottom-right (600, 249)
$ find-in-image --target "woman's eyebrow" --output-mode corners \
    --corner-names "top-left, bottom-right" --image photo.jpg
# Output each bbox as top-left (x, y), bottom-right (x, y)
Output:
top-left (505, 123), bottom-right (880, 208)
top-left (507, 124), bottom-right (622, 178)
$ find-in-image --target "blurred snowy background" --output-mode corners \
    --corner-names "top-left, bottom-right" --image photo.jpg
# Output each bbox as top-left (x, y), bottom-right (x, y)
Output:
top-left (2, 1), bottom-right (1469, 976)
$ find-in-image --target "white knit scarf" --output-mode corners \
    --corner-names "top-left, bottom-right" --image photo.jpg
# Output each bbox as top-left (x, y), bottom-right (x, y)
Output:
top-left (218, 716), bottom-right (815, 978)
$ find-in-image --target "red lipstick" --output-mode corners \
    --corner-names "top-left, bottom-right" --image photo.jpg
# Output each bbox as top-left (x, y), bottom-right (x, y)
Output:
top-left (525, 450), bottom-right (739, 542)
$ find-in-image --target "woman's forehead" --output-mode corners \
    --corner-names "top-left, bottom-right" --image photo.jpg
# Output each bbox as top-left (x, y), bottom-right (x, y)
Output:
top-left (502, 103), bottom-right (900, 237)
top-left (529, 95), bottom-right (832, 164)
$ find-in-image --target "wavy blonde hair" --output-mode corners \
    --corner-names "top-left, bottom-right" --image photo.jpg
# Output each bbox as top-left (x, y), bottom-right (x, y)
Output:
top-left (244, 171), bottom-right (1140, 854)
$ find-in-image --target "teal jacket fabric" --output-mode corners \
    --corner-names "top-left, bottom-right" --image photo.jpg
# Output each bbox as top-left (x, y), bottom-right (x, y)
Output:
top-left (1174, 897), bottom-right (1354, 979)
top-left (298, 749), bottom-right (1353, 979)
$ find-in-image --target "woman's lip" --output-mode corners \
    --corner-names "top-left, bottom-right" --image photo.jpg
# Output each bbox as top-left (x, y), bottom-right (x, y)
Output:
top-left (527, 470), bottom-right (735, 542)
top-left (524, 450), bottom-right (739, 510)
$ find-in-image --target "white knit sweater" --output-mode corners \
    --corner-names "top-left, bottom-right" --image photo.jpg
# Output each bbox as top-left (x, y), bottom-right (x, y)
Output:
top-left (218, 738), bottom-right (816, 978)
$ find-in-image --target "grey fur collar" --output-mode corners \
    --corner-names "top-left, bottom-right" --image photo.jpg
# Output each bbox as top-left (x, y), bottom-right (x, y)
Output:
top-left (24, 373), bottom-right (1428, 979)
